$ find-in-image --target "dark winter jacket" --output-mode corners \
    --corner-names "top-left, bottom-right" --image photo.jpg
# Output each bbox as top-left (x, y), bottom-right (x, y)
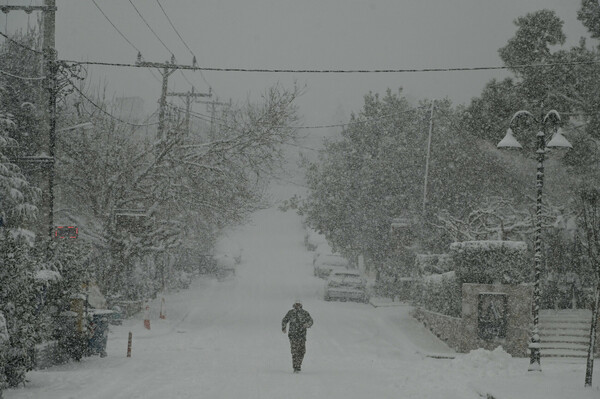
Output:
top-left (282, 308), bottom-right (313, 340)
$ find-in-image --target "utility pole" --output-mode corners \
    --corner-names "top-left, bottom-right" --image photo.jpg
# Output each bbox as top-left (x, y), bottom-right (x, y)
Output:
top-left (422, 99), bottom-right (435, 216)
top-left (197, 99), bottom-right (230, 140)
top-left (2, 0), bottom-right (57, 241)
top-left (157, 56), bottom-right (177, 141)
top-left (137, 56), bottom-right (212, 141)
top-left (136, 55), bottom-right (177, 141)
top-left (167, 86), bottom-right (211, 136)
top-left (43, 0), bottom-right (58, 240)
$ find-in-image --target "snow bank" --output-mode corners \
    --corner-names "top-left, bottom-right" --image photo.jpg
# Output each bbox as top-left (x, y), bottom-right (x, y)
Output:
top-left (450, 346), bottom-right (517, 378)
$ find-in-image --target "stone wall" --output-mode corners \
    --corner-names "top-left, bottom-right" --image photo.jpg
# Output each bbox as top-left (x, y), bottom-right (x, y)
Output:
top-left (411, 307), bottom-right (462, 352)
top-left (461, 283), bottom-right (533, 357)
top-left (411, 283), bottom-right (533, 357)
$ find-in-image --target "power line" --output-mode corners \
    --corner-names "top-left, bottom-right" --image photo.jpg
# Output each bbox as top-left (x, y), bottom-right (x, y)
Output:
top-left (179, 69), bottom-right (194, 87)
top-left (90, 0), bottom-right (161, 84)
top-left (155, 0), bottom-right (213, 92)
top-left (59, 58), bottom-right (600, 74)
top-left (170, 102), bottom-right (421, 131)
top-left (155, 0), bottom-right (192, 57)
top-left (91, 0), bottom-right (141, 54)
top-left (128, 0), bottom-right (172, 57)
top-left (0, 68), bottom-right (45, 80)
top-left (0, 30), bottom-right (42, 54)
top-left (62, 71), bottom-right (160, 127)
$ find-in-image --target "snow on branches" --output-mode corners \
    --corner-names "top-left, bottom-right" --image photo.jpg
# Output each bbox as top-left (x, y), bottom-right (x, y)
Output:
top-left (433, 196), bottom-right (569, 243)
top-left (0, 111), bottom-right (40, 235)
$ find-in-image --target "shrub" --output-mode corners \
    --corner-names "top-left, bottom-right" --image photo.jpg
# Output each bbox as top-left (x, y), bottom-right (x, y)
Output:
top-left (450, 240), bottom-right (529, 286)
top-left (412, 271), bottom-right (461, 317)
top-left (415, 253), bottom-right (453, 274)
top-left (0, 233), bottom-right (37, 387)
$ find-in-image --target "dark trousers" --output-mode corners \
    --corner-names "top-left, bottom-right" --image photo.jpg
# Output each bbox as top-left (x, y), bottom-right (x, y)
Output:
top-left (289, 337), bottom-right (306, 370)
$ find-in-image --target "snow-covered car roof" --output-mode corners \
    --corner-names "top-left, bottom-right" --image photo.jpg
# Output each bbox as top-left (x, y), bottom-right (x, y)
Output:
top-left (328, 271), bottom-right (365, 285)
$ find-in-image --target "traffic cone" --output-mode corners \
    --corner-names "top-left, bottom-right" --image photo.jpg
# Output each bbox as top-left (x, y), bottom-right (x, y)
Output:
top-left (159, 297), bottom-right (166, 319)
top-left (143, 305), bottom-right (151, 330)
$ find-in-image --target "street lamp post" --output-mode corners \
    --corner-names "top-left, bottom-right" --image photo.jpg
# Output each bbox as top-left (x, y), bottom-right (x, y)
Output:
top-left (497, 109), bottom-right (572, 372)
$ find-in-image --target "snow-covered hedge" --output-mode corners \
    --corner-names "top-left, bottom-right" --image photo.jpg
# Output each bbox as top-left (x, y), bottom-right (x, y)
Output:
top-left (412, 271), bottom-right (461, 318)
top-left (415, 253), bottom-right (453, 275)
top-left (450, 240), bottom-right (529, 286)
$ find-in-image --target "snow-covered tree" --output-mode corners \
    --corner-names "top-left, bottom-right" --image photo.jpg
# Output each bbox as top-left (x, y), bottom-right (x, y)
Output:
top-left (0, 30), bottom-right (46, 157)
top-left (301, 90), bottom-right (535, 280)
top-left (463, 8), bottom-right (600, 166)
top-left (55, 84), bottom-right (300, 299)
top-left (0, 311), bottom-right (9, 393)
top-left (0, 232), bottom-right (37, 387)
top-left (0, 112), bottom-right (40, 236)
top-left (576, 184), bottom-right (600, 387)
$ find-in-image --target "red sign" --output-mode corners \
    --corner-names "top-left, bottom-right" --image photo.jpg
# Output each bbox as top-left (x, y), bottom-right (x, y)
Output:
top-left (55, 226), bottom-right (78, 239)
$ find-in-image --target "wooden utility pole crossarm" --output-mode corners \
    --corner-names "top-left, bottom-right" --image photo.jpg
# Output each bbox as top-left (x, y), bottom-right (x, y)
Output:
top-left (0, 5), bottom-right (56, 13)
top-left (136, 57), bottom-right (211, 140)
top-left (167, 87), bottom-right (212, 135)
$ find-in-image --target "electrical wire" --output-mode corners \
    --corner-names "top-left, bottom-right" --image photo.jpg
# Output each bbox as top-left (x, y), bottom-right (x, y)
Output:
top-left (90, 0), bottom-right (161, 84)
top-left (59, 58), bottom-right (600, 74)
top-left (0, 68), bottom-right (45, 80)
top-left (128, 0), bottom-right (172, 57)
top-left (155, 0), bottom-right (213, 93)
top-left (0, 30), bottom-right (42, 54)
top-left (62, 71), bottom-right (161, 127)
top-left (91, 0), bottom-right (141, 54)
top-left (155, 0), bottom-right (192, 58)
top-left (179, 69), bottom-right (194, 87)
top-left (170, 102), bottom-right (421, 131)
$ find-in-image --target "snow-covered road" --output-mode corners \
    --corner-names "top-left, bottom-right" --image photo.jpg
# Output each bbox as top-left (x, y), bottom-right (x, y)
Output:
top-left (5, 180), bottom-right (599, 398)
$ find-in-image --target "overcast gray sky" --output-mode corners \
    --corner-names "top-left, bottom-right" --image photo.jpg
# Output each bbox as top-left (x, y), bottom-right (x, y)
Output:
top-left (2, 1), bottom-right (593, 128)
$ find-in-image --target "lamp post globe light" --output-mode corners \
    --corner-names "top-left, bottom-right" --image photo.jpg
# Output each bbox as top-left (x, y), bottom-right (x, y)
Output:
top-left (497, 109), bottom-right (572, 372)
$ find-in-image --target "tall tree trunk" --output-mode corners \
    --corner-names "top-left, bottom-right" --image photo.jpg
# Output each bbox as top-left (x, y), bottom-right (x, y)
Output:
top-left (585, 280), bottom-right (599, 387)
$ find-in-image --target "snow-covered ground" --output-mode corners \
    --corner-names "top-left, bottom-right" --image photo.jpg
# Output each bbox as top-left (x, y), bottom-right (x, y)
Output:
top-left (5, 176), bottom-right (600, 399)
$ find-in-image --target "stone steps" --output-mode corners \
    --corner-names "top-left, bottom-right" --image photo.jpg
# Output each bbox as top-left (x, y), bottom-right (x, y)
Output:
top-left (538, 310), bottom-right (592, 359)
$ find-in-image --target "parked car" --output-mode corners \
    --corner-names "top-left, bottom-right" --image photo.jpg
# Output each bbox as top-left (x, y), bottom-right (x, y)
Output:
top-left (313, 254), bottom-right (349, 278)
top-left (324, 270), bottom-right (369, 303)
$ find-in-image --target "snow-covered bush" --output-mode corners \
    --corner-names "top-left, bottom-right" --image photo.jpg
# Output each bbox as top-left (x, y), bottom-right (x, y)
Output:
top-left (450, 240), bottom-right (529, 286)
top-left (412, 271), bottom-right (461, 317)
top-left (0, 232), bottom-right (37, 387)
top-left (0, 311), bottom-right (9, 392)
top-left (415, 253), bottom-right (453, 275)
top-left (0, 111), bottom-right (39, 233)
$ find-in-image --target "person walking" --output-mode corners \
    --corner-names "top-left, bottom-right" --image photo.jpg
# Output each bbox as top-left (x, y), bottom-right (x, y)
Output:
top-left (281, 300), bottom-right (313, 373)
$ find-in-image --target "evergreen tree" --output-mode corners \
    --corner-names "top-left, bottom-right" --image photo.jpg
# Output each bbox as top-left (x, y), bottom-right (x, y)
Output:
top-left (0, 112), bottom-right (40, 235)
top-left (301, 90), bottom-right (532, 278)
top-left (0, 232), bottom-right (37, 387)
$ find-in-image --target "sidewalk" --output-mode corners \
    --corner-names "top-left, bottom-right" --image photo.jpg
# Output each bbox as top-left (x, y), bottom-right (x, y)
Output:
top-left (472, 358), bottom-right (599, 399)
top-left (368, 296), bottom-right (408, 307)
